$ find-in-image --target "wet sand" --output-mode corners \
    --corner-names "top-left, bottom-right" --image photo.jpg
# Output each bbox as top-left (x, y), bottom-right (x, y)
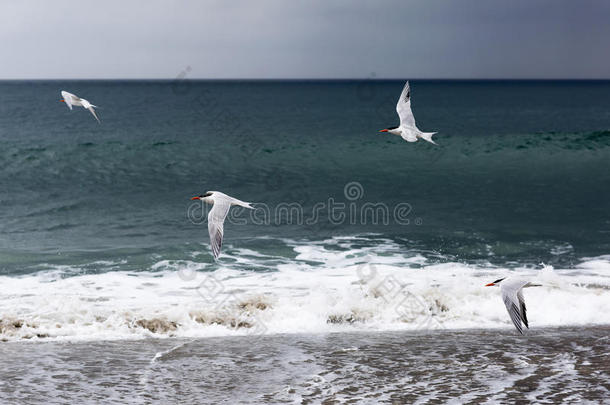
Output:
top-left (0, 326), bottom-right (608, 404)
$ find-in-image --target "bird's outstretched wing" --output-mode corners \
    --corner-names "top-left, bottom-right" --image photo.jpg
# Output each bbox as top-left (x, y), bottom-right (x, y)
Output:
top-left (87, 107), bottom-right (101, 123)
top-left (207, 198), bottom-right (232, 260)
top-left (502, 294), bottom-right (524, 334)
top-left (395, 81), bottom-right (416, 128)
top-left (80, 99), bottom-right (100, 123)
top-left (501, 279), bottom-right (530, 334)
top-left (61, 90), bottom-right (75, 110)
top-left (517, 290), bottom-right (528, 328)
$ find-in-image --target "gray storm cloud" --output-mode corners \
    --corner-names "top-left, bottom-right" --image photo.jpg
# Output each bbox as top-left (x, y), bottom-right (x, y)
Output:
top-left (0, 0), bottom-right (608, 79)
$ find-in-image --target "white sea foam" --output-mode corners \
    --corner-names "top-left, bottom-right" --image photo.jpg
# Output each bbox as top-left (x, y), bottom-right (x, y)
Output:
top-left (1, 237), bottom-right (609, 341)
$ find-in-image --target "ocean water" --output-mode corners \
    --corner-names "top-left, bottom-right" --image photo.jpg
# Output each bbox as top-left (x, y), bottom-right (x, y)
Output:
top-left (1, 80), bottom-right (610, 342)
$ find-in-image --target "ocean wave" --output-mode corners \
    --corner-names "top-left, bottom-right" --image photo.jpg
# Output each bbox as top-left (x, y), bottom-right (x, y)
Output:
top-left (1, 238), bottom-right (609, 342)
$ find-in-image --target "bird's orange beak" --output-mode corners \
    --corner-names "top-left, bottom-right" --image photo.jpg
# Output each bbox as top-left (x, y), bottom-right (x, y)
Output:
top-left (485, 283), bottom-right (495, 287)
top-left (191, 196), bottom-right (200, 200)
top-left (379, 129), bottom-right (388, 132)
top-left (60, 99), bottom-right (65, 102)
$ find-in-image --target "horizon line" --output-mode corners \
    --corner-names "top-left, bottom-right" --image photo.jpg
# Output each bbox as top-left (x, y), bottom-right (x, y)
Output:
top-left (1, 77), bottom-right (609, 81)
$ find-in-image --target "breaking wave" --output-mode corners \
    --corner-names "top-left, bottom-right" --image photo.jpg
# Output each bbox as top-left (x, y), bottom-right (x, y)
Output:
top-left (1, 237), bottom-right (609, 342)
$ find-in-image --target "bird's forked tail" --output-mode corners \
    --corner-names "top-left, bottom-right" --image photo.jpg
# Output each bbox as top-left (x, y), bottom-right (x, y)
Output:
top-left (418, 132), bottom-right (437, 145)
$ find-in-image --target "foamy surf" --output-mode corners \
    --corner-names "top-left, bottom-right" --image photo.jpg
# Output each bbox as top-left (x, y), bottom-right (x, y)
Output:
top-left (1, 237), bottom-right (609, 341)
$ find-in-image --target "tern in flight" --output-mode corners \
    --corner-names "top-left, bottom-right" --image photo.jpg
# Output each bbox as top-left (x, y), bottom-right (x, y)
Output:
top-left (486, 277), bottom-right (541, 335)
top-left (191, 191), bottom-right (254, 260)
top-left (379, 81), bottom-right (437, 144)
top-left (60, 90), bottom-right (101, 123)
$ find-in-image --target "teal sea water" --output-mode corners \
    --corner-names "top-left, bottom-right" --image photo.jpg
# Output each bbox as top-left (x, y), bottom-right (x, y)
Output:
top-left (1, 80), bottom-right (609, 274)
top-left (0, 80), bottom-right (609, 341)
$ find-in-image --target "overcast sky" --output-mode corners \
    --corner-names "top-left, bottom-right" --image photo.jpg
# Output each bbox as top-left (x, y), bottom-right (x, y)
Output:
top-left (1, 0), bottom-right (608, 79)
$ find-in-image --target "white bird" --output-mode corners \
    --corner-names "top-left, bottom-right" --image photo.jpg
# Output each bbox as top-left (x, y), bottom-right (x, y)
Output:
top-left (60, 90), bottom-right (100, 123)
top-left (485, 277), bottom-right (541, 334)
top-left (191, 191), bottom-right (254, 260)
top-left (379, 81), bottom-right (437, 144)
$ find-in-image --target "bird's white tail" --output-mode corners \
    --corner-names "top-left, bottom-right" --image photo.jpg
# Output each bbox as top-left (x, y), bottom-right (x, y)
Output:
top-left (418, 132), bottom-right (437, 145)
top-left (232, 200), bottom-right (254, 209)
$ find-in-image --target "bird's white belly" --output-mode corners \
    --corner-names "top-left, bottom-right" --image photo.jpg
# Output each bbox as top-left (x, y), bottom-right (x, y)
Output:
top-left (400, 128), bottom-right (418, 142)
